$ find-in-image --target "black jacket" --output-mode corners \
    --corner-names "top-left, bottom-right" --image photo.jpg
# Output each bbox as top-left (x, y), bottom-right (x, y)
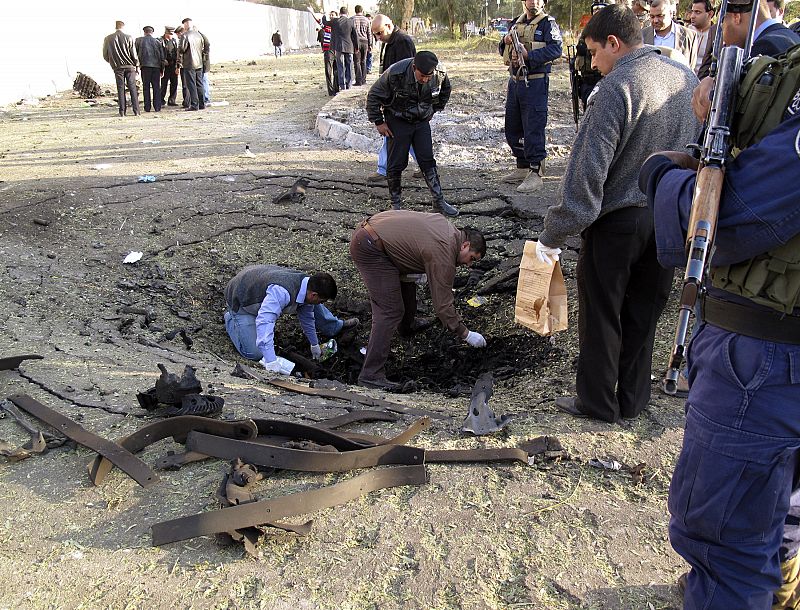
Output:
top-left (161, 36), bottom-right (179, 67)
top-left (380, 29), bottom-right (416, 73)
top-left (366, 58), bottom-right (451, 125)
top-left (752, 22), bottom-right (800, 57)
top-left (135, 35), bottom-right (165, 69)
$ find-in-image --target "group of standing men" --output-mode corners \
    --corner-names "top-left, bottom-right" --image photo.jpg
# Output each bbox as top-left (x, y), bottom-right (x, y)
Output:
top-left (102, 18), bottom-right (210, 116)
top-left (310, 6), bottom-right (373, 95)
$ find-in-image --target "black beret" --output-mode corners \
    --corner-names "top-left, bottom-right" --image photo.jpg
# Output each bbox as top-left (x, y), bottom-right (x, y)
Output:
top-left (143, 26), bottom-right (154, 33)
top-left (414, 50), bottom-right (438, 75)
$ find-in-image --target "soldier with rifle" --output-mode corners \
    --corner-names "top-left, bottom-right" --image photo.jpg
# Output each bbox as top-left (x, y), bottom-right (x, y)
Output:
top-left (568, 0), bottom-right (610, 128)
top-left (640, 0), bottom-right (800, 599)
top-left (498, 0), bottom-right (563, 193)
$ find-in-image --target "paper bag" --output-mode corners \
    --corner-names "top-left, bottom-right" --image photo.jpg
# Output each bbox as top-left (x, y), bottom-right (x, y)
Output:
top-left (514, 240), bottom-right (568, 336)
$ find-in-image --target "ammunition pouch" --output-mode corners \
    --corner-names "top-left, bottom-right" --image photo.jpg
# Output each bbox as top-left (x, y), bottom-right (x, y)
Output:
top-left (711, 232), bottom-right (800, 315)
top-left (733, 43), bottom-right (800, 150)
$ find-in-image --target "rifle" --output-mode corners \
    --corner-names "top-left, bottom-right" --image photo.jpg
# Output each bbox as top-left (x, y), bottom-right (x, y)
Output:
top-left (567, 44), bottom-right (581, 131)
top-left (662, 0), bottom-right (760, 394)
top-left (510, 28), bottom-right (530, 87)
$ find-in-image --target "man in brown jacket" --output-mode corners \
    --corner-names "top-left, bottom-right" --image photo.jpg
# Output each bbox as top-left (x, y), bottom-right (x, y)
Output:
top-left (350, 210), bottom-right (487, 391)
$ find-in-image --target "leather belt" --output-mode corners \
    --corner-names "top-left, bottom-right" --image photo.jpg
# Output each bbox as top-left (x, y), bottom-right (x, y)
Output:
top-left (512, 73), bottom-right (546, 81)
top-left (702, 294), bottom-right (800, 344)
top-left (361, 220), bottom-right (385, 252)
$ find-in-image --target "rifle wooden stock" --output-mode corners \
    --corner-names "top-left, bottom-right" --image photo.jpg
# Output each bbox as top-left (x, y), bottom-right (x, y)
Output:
top-left (686, 165), bottom-right (724, 250)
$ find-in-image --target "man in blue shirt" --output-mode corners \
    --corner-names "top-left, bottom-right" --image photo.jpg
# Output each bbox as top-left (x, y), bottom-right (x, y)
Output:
top-left (224, 265), bottom-right (357, 373)
top-left (640, 111), bottom-right (800, 608)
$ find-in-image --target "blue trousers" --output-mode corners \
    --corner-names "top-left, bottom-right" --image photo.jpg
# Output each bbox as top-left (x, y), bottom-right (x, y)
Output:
top-left (377, 137), bottom-right (417, 176)
top-left (202, 72), bottom-right (211, 104)
top-left (504, 76), bottom-right (549, 168)
top-left (335, 52), bottom-right (353, 90)
top-left (669, 321), bottom-right (800, 609)
top-left (224, 305), bottom-right (343, 361)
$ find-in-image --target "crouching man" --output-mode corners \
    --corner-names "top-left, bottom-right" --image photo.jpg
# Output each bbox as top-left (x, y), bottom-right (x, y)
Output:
top-left (224, 265), bottom-right (358, 373)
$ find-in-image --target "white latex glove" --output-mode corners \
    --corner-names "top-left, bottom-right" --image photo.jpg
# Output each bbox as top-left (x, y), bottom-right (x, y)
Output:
top-left (465, 330), bottom-right (487, 348)
top-left (310, 344), bottom-right (322, 360)
top-left (535, 240), bottom-right (562, 265)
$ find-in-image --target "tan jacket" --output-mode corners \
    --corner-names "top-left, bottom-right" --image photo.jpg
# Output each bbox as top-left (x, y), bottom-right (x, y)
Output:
top-left (643, 23), bottom-right (698, 73)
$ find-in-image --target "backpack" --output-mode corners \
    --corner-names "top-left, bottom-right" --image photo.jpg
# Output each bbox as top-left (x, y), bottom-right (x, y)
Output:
top-left (733, 43), bottom-right (800, 150)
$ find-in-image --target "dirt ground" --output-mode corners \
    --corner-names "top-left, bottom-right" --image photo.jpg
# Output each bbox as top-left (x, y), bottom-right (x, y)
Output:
top-left (0, 43), bottom-right (689, 609)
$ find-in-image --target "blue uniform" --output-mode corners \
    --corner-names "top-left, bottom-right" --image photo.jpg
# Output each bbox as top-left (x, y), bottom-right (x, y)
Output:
top-left (499, 14), bottom-right (562, 169)
top-left (641, 113), bottom-right (800, 608)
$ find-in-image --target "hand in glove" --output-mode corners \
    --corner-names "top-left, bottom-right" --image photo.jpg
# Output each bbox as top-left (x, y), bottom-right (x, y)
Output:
top-left (464, 330), bottom-right (487, 348)
top-left (535, 240), bottom-right (562, 265)
top-left (310, 344), bottom-right (322, 360)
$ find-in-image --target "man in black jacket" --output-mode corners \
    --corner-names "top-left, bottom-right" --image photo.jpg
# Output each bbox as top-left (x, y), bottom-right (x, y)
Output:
top-left (160, 26), bottom-right (179, 107)
top-left (102, 21), bottom-right (140, 117)
top-left (368, 14), bottom-right (418, 185)
top-left (372, 14), bottom-right (416, 73)
top-left (330, 6), bottom-right (359, 90)
top-left (366, 51), bottom-right (458, 217)
top-left (135, 26), bottom-right (165, 112)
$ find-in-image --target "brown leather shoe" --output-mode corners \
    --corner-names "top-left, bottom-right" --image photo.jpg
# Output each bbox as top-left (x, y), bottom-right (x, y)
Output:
top-left (554, 396), bottom-right (587, 418)
top-left (358, 377), bottom-right (400, 392)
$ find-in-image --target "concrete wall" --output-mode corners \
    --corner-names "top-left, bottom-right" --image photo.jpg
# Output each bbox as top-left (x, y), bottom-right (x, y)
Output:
top-left (0, 0), bottom-right (320, 106)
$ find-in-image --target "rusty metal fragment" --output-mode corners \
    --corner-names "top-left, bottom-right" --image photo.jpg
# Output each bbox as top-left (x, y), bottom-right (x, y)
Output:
top-left (152, 465), bottom-right (428, 546)
top-left (9, 394), bottom-right (158, 488)
top-left (88, 416), bottom-right (258, 485)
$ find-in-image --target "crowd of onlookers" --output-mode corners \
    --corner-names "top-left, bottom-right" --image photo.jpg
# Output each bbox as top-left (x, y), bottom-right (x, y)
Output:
top-left (102, 18), bottom-right (211, 116)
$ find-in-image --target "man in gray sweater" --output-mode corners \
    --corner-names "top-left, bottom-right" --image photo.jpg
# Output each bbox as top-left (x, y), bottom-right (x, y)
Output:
top-left (537, 4), bottom-right (700, 423)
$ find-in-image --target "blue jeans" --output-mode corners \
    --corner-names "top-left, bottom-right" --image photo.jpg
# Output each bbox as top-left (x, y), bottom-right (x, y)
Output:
top-left (377, 137), bottom-right (417, 176)
top-left (504, 76), bottom-right (549, 167)
top-left (274, 46), bottom-right (282, 58)
top-left (335, 51), bottom-right (353, 90)
top-left (669, 322), bottom-right (800, 609)
top-left (202, 72), bottom-right (211, 104)
top-left (224, 305), bottom-right (344, 361)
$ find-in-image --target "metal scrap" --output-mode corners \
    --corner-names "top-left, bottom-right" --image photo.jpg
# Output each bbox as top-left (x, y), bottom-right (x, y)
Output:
top-left (462, 373), bottom-right (511, 435)
top-left (0, 354), bottom-right (43, 371)
top-left (9, 394), bottom-right (159, 488)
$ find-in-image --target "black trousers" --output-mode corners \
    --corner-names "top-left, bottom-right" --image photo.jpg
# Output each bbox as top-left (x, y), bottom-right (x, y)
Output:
top-left (575, 206), bottom-right (673, 422)
top-left (185, 67), bottom-right (204, 110)
top-left (354, 40), bottom-right (369, 85)
top-left (323, 50), bottom-right (338, 96)
top-left (113, 67), bottom-right (139, 115)
top-left (140, 67), bottom-right (162, 111)
top-left (385, 116), bottom-right (435, 176)
top-left (161, 66), bottom-right (178, 104)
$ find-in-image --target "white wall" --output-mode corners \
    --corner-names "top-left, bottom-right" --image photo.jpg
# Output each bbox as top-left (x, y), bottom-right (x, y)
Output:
top-left (0, 0), bottom-right (320, 106)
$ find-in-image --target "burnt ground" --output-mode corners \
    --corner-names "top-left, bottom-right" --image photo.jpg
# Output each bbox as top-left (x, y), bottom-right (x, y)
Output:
top-left (0, 43), bottom-right (688, 609)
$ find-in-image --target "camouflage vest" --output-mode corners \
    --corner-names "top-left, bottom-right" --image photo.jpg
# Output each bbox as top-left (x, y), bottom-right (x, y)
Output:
top-left (502, 13), bottom-right (548, 66)
top-left (711, 232), bottom-right (800, 314)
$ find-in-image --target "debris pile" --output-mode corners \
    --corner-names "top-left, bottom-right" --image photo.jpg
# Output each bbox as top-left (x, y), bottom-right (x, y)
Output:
top-left (72, 72), bottom-right (102, 99)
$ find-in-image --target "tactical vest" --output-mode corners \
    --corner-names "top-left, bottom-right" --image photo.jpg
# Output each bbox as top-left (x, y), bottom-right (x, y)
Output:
top-left (711, 44), bottom-right (800, 313)
top-left (711, 232), bottom-right (800, 314)
top-left (733, 43), bottom-right (800, 150)
top-left (503, 13), bottom-right (548, 67)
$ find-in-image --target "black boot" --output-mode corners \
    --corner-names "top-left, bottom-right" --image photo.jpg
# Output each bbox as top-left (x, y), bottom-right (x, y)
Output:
top-left (422, 167), bottom-right (459, 217)
top-left (387, 173), bottom-right (403, 210)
